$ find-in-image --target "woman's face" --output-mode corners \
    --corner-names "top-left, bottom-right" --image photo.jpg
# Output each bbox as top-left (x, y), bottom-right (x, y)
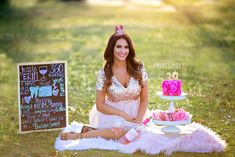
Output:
top-left (113, 38), bottom-right (129, 62)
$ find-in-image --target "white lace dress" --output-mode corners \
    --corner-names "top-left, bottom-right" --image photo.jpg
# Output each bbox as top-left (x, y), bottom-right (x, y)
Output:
top-left (89, 66), bottom-right (150, 130)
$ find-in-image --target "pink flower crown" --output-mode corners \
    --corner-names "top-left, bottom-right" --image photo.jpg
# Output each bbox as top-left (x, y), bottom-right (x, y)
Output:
top-left (114, 25), bottom-right (125, 36)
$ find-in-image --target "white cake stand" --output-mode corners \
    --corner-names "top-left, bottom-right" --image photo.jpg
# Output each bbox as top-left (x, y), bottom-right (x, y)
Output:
top-left (154, 91), bottom-right (191, 133)
top-left (156, 91), bottom-right (187, 112)
top-left (153, 118), bottom-right (192, 133)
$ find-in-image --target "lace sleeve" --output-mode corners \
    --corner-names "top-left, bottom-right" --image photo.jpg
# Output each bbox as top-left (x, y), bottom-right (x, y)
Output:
top-left (96, 69), bottom-right (106, 90)
top-left (141, 64), bottom-right (148, 82)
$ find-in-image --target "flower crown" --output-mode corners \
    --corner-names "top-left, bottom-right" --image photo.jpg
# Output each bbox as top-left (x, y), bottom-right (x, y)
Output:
top-left (114, 25), bottom-right (125, 36)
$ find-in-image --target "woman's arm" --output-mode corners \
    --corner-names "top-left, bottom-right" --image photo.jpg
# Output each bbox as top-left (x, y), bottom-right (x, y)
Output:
top-left (136, 81), bottom-right (149, 123)
top-left (96, 90), bottom-right (136, 122)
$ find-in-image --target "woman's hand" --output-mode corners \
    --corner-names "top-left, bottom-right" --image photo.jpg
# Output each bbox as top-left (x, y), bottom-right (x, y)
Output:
top-left (120, 111), bottom-right (136, 123)
top-left (133, 116), bottom-right (143, 124)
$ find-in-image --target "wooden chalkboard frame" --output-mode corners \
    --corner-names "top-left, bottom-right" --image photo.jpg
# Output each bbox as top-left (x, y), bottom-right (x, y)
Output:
top-left (17, 61), bottom-right (68, 134)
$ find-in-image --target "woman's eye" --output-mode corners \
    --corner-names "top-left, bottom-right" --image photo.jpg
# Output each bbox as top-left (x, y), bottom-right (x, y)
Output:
top-left (116, 45), bottom-right (121, 48)
top-left (125, 46), bottom-right (129, 49)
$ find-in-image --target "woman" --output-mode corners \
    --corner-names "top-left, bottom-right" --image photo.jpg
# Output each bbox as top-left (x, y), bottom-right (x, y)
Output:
top-left (60, 25), bottom-right (149, 140)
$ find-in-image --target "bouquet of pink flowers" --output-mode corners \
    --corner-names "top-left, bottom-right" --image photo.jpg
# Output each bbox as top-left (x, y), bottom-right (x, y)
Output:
top-left (152, 108), bottom-right (190, 121)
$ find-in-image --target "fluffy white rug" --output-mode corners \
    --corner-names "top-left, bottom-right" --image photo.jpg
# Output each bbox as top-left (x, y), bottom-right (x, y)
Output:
top-left (54, 121), bottom-right (226, 155)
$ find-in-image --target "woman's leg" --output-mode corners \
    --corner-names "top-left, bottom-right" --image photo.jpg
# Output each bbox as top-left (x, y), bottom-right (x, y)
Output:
top-left (60, 128), bottom-right (127, 140)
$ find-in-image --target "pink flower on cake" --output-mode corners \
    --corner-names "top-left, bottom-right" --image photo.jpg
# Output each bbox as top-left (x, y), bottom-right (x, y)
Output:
top-left (162, 81), bottom-right (169, 94)
top-left (169, 82), bottom-right (177, 95)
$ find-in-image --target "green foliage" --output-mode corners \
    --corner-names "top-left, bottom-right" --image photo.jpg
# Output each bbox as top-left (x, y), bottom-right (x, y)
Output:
top-left (0, 0), bottom-right (234, 156)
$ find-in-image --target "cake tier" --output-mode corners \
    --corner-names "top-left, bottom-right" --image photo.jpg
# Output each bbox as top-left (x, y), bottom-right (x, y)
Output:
top-left (162, 79), bottom-right (182, 96)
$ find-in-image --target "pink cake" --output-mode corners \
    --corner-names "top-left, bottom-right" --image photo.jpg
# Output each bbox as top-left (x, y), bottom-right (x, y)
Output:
top-left (162, 79), bottom-right (182, 96)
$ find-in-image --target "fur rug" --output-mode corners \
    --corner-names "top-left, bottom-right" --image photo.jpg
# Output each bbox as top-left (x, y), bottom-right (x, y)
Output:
top-left (54, 122), bottom-right (226, 155)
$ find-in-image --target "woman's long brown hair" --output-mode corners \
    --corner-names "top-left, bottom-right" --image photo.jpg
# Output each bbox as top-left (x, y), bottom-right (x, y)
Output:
top-left (103, 33), bottom-right (144, 90)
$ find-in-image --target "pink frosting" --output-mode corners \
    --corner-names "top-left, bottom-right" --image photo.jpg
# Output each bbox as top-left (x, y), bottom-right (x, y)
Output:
top-left (162, 80), bottom-right (182, 96)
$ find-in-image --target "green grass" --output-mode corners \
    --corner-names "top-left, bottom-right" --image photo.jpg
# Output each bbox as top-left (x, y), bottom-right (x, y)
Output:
top-left (0, 0), bottom-right (234, 156)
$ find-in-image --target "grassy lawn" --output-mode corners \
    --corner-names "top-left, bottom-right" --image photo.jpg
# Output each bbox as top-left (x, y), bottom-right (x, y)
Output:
top-left (0, 0), bottom-right (234, 156)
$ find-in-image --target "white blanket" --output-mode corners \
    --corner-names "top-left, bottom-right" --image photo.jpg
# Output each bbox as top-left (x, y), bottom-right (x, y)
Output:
top-left (55, 122), bottom-right (226, 155)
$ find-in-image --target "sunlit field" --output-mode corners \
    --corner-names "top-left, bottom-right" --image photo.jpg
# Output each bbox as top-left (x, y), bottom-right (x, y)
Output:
top-left (0, 0), bottom-right (234, 156)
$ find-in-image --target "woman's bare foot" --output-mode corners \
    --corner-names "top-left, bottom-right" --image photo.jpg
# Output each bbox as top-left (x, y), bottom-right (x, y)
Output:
top-left (60, 132), bottom-right (82, 140)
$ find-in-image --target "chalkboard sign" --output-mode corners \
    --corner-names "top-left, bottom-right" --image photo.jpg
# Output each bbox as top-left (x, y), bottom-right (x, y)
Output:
top-left (17, 61), bottom-right (68, 133)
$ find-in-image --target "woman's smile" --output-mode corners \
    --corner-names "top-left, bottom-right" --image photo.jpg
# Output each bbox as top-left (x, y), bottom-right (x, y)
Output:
top-left (113, 38), bottom-right (129, 61)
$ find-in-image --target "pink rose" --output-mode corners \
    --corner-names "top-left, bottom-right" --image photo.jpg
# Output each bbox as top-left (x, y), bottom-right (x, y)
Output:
top-left (166, 112), bottom-right (174, 121)
top-left (152, 111), bottom-right (167, 121)
top-left (173, 109), bottom-right (189, 121)
top-left (152, 111), bottom-right (162, 120)
top-left (159, 111), bottom-right (167, 121)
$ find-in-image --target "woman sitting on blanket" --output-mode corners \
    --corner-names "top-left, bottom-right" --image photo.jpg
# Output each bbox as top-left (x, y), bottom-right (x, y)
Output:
top-left (60, 25), bottom-right (150, 140)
